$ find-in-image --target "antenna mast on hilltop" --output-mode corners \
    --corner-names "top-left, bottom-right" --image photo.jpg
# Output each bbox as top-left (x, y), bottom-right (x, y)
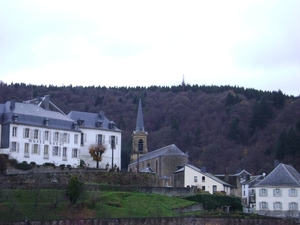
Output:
top-left (181, 74), bottom-right (185, 92)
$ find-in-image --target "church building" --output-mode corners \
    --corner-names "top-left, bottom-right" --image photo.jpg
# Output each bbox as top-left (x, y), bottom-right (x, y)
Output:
top-left (128, 99), bottom-right (188, 186)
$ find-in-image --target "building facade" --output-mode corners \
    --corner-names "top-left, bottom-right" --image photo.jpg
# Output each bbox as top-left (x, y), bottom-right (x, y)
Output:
top-left (0, 98), bottom-right (81, 167)
top-left (174, 164), bottom-right (234, 195)
top-left (255, 163), bottom-right (300, 218)
top-left (67, 110), bottom-right (121, 170)
top-left (0, 96), bottom-right (121, 170)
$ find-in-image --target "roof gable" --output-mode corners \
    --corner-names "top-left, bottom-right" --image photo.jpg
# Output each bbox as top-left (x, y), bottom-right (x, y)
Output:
top-left (256, 163), bottom-right (300, 187)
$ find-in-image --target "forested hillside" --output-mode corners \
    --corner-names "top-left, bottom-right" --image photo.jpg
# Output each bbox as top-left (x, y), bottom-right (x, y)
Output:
top-left (1, 82), bottom-right (300, 175)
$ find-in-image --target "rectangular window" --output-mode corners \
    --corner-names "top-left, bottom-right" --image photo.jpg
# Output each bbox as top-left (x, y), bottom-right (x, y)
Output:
top-left (62, 147), bottom-right (67, 160)
top-left (52, 146), bottom-right (60, 156)
top-left (54, 132), bottom-right (59, 142)
top-left (273, 188), bottom-right (282, 197)
top-left (213, 185), bottom-right (217, 193)
top-left (289, 188), bottom-right (298, 197)
top-left (289, 202), bottom-right (298, 210)
top-left (96, 134), bottom-right (103, 145)
top-left (72, 148), bottom-right (78, 158)
top-left (202, 176), bottom-right (205, 182)
top-left (44, 131), bottom-right (49, 141)
top-left (10, 142), bottom-right (19, 152)
top-left (110, 136), bottom-right (116, 149)
top-left (194, 176), bottom-right (198, 182)
top-left (260, 202), bottom-right (268, 210)
top-left (12, 127), bottom-right (17, 137)
top-left (259, 188), bottom-right (268, 197)
top-left (32, 144), bottom-right (40, 154)
top-left (44, 145), bottom-right (49, 159)
top-left (63, 133), bottom-right (69, 143)
top-left (202, 186), bottom-right (205, 191)
top-left (274, 202), bottom-right (282, 210)
top-left (34, 129), bottom-right (39, 139)
top-left (24, 143), bottom-right (29, 157)
top-left (74, 134), bottom-right (78, 144)
top-left (24, 128), bottom-right (30, 138)
top-left (80, 133), bottom-right (84, 145)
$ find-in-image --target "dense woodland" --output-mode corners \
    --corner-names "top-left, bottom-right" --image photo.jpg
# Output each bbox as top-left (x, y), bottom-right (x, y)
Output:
top-left (1, 82), bottom-right (300, 175)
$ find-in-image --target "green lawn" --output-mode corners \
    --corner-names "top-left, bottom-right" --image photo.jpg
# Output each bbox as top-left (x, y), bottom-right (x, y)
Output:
top-left (0, 189), bottom-right (198, 222)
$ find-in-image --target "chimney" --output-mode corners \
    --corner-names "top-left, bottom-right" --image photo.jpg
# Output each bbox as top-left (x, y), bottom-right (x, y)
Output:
top-left (99, 111), bottom-right (105, 120)
top-left (44, 95), bottom-right (50, 110)
top-left (10, 98), bottom-right (15, 111)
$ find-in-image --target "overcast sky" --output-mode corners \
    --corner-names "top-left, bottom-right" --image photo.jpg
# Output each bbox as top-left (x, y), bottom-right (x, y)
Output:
top-left (0, 0), bottom-right (299, 96)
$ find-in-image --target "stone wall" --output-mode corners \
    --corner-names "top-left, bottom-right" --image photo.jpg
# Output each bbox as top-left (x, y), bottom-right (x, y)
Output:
top-left (0, 217), bottom-right (296, 225)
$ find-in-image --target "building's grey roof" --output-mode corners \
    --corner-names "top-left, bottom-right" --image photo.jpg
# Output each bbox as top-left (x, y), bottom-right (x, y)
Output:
top-left (129, 144), bottom-right (188, 166)
top-left (175, 164), bottom-right (234, 188)
top-left (255, 163), bottom-right (300, 187)
top-left (241, 175), bottom-right (264, 187)
top-left (0, 100), bottom-right (78, 131)
top-left (135, 98), bottom-right (145, 133)
top-left (67, 111), bottom-right (121, 132)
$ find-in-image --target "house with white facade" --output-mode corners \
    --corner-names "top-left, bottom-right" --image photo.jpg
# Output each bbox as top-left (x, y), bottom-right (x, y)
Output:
top-left (0, 95), bottom-right (122, 170)
top-left (173, 164), bottom-right (234, 195)
top-left (67, 110), bottom-right (122, 170)
top-left (0, 97), bottom-right (81, 167)
top-left (255, 163), bottom-right (300, 218)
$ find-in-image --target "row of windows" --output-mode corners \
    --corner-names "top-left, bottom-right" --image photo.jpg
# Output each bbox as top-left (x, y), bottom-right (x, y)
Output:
top-left (12, 127), bottom-right (118, 147)
top-left (259, 202), bottom-right (298, 210)
top-left (194, 176), bottom-right (206, 182)
top-left (259, 188), bottom-right (298, 197)
top-left (10, 142), bottom-right (78, 159)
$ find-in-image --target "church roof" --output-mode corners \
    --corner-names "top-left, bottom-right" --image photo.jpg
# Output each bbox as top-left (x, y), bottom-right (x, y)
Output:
top-left (255, 163), bottom-right (300, 187)
top-left (135, 98), bottom-right (145, 132)
top-left (129, 144), bottom-right (188, 165)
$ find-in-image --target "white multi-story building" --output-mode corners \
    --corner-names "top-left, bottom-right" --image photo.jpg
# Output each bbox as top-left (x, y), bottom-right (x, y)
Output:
top-left (0, 97), bottom-right (81, 167)
top-left (255, 163), bottom-right (300, 218)
top-left (67, 110), bottom-right (122, 170)
top-left (0, 96), bottom-right (122, 169)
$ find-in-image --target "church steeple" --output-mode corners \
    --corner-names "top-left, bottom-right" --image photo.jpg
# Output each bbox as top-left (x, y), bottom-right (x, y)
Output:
top-left (135, 98), bottom-right (145, 132)
top-left (131, 98), bottom-right (148, 163)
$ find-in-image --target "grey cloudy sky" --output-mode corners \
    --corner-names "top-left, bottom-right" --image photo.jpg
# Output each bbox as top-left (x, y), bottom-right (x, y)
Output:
top-left (0, 0), bottom-right (299, 96)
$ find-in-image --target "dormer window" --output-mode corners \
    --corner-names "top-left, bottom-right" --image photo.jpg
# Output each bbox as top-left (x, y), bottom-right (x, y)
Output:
top-left (78, 119), bottom-right (85, 126)
top-left (13, 114), bottom-right (18, 122)
top-left (109, 121), bottom-right (115, 129)
top-left (44, 118), bottom-right (49, 125)
top-left (96, 121), bottom-right (102, 128)
top-left (73, 122), bottom-right (78, 130)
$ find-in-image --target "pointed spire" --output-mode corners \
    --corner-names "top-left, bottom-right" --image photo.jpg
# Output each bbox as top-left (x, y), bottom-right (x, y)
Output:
top-left (135, 98), bottom-right (145, 132)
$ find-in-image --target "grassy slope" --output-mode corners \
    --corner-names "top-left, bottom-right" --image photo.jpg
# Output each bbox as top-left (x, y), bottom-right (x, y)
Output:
top-left (0, 189), bottom-right (197, 222)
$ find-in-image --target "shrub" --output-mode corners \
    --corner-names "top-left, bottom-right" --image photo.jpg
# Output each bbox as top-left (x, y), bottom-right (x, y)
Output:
top-left (16, 161), bottom-right (32, 170)
top-left (43, 162), bottom-right (55, 167)
top-left (185, 194), bottom-right (243, 211)
top-left (66, 176), bottom-right (84, 205)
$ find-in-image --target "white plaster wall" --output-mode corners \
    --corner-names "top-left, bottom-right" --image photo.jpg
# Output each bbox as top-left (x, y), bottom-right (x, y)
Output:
top-left (184, 166), bottom-right (231, 195)
top-left (79, 128), bottom-right (121, 169)
top-left (7, 124), bottom-right (81, 167)
top-left (255, 187), bottom-right (300, 211)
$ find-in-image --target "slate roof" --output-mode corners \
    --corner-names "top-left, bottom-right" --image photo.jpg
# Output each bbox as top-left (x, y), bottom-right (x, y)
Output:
top-left (129, 144), bottom-right (188, 166)
top-left (135, 98), bottom-right (145, 133)
top-left (255, 163), bottom-right (300, 187)
top-left (174, 164), bottom-right (234, 188)
top-left (0, 100), bottom-right (78, 131)
top-left (67, 111), bottom-right (121, 132)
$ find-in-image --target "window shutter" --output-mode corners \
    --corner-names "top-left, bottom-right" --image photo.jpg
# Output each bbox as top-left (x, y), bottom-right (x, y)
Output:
top-left (49, 132), bottom-right (52, 142)
top-left (96, 134), bottom-right (98, 143)
top-left (116, 136), bottom-right (118, 145)
top-left (31, 144), bottom-right (34, 154)
top-left (109, 136), bottom-right (111, 145)
top-left (23, 128), bottom-right (26, 138)
top-left (59, 147), bottom-right (61, 157)
top-left (38, 130), bottom-right (41, 140)
top-left (103, 135), bottom-right (105, 144)
top-left (259, 189), bottom-right (262, 196)
top-left (17, 143), bottom-right (19, 153)
top-left (38, 145), bottom-right (41, 155)
top-left (29, 129), bottom-right (34, 139)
